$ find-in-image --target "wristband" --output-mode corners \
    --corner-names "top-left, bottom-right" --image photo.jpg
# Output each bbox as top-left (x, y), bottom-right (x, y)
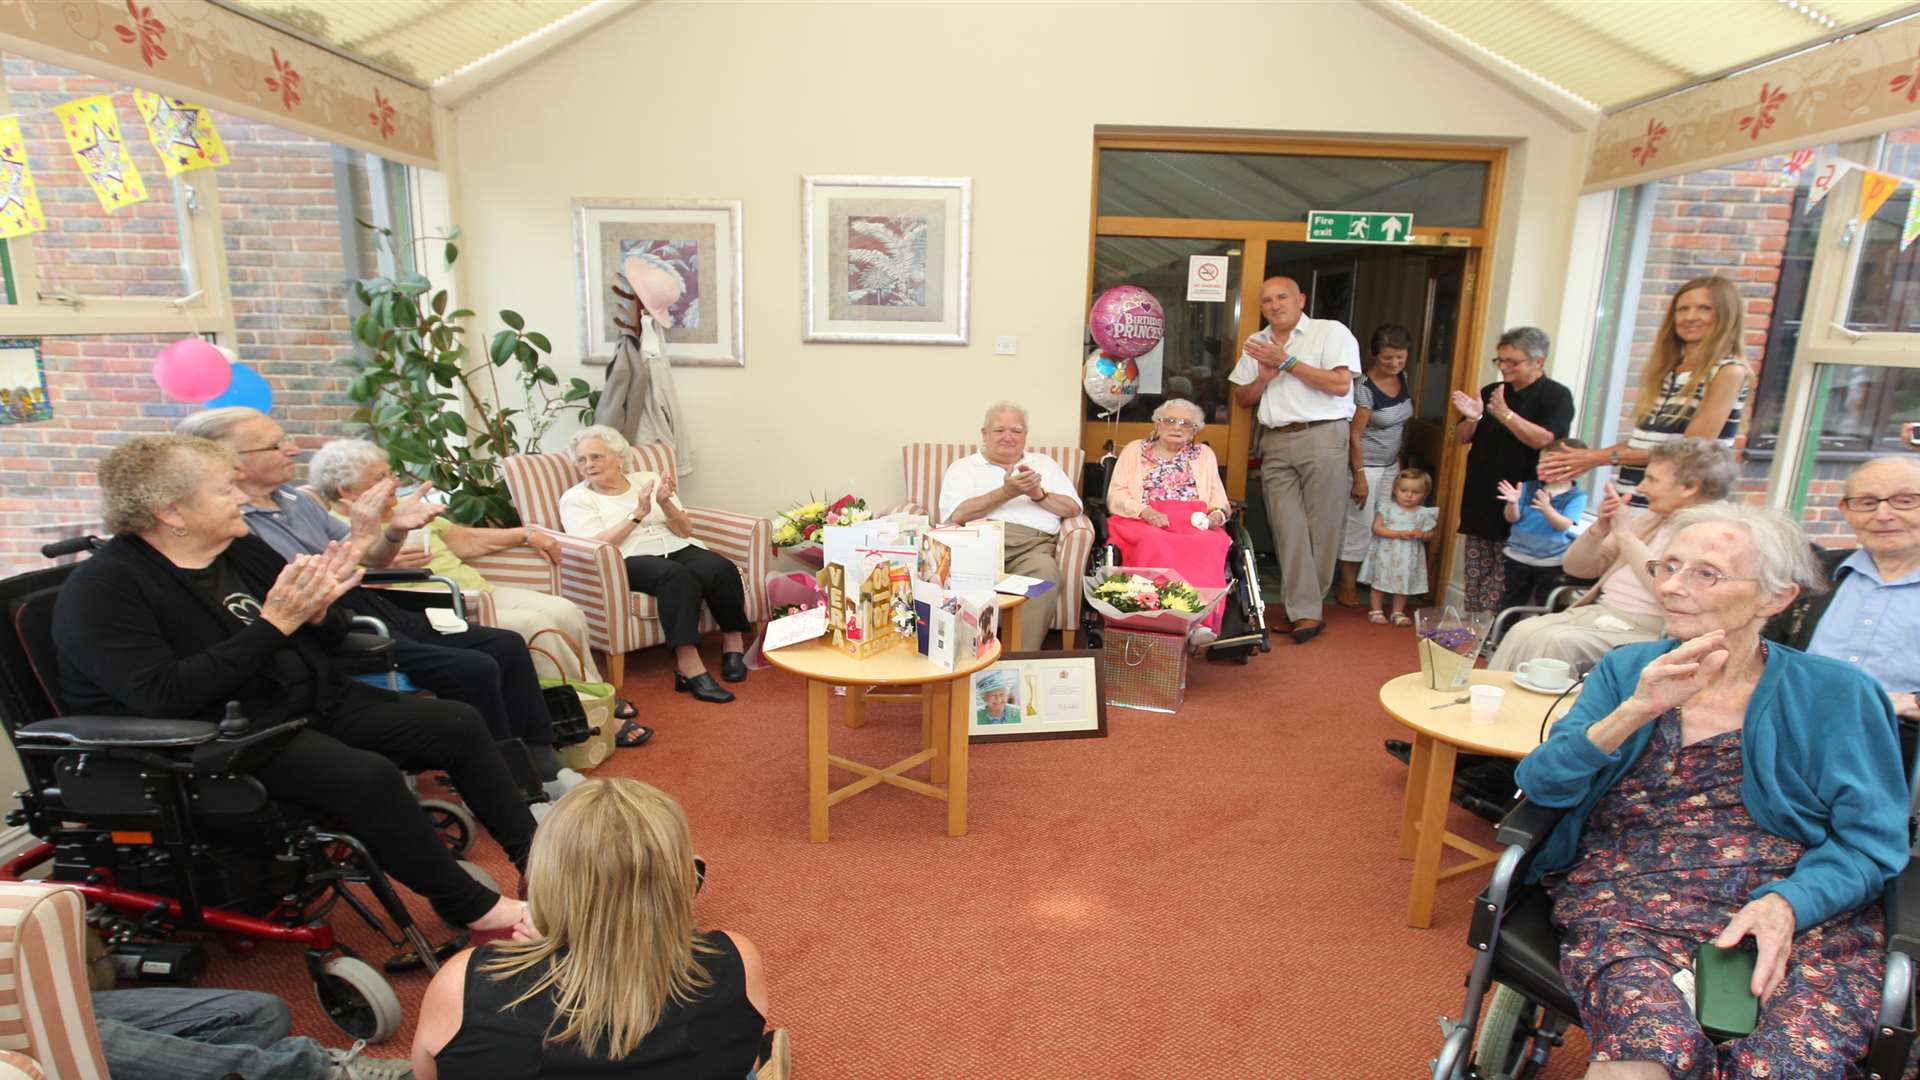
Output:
top-left (1279, 356), bottom-right (1300, 373)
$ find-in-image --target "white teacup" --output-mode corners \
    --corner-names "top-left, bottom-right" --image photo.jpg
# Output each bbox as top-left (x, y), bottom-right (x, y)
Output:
top-left (1517, 658), bottom-right (1574, 691)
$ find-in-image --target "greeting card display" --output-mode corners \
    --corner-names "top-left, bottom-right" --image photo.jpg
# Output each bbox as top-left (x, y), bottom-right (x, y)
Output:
top-left (819, 560), bottom-right (907, 659)
top-left (916, 524), bottom-right (1003, 594)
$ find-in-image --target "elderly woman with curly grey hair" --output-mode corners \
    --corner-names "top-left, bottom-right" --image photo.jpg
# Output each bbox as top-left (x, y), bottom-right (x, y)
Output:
top-left (1104, 397), bottom-right (1232, 640)
top-left (558, 426), bottom-right (749, 705)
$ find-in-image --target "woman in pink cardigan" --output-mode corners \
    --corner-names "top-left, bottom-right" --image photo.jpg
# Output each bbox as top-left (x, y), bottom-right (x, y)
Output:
top-left (1105, 398), bottom-right (1233, 638)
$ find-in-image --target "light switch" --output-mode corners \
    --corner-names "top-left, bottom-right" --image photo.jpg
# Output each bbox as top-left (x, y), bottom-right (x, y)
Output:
top-left (995, 336), bottom-right (1016, 355)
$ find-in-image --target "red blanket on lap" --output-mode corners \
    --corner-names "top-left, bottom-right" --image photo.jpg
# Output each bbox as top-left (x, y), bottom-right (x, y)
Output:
top-left (1106, 499), bottom-right (1231, 633)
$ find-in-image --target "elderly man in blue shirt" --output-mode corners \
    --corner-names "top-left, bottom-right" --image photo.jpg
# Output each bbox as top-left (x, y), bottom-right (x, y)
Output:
top-left (1806, 455), bottom-right (1920, 723)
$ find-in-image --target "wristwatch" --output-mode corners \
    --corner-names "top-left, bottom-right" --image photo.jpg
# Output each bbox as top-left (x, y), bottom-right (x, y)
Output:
top-left (1609, 448), bottom-right (1622, 466)
top-left (629, 512), bottom-right (644, 525)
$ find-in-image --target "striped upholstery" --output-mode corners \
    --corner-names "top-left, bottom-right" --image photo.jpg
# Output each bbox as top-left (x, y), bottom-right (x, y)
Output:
top-left (500, 445), bottom-right (770, 665)
top-left (0, 884), bottom-right (108, 1080)
top-left (901, 443), bottom-right (1092, 634)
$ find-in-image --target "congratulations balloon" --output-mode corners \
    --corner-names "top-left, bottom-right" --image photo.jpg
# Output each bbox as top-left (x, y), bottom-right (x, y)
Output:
top-left (152, 338), bottom-right (232, 402)
top-left (1087, 285), bottom-right (1165, 360)
top-left (1083, 348), bottom-right (1140, 415)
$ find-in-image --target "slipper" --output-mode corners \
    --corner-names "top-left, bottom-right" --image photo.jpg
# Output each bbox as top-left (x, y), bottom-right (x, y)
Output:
top-left (615, 719), bottom-right (653, 748)
top-left (1368, 611), bottom-right (1389, 624)
top-left (613, 698), bottom-right (638, 721)
top-left (1391, 613), bottom-right (1412, 626)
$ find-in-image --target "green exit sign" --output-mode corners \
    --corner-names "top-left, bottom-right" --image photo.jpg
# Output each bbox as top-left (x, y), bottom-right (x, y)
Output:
top-left (1307, 210), bottom-right (1414, 245)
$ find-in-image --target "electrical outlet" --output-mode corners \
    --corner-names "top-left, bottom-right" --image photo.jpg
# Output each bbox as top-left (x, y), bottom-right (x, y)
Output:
top-left (995, 336), bottom-right (1016, 355)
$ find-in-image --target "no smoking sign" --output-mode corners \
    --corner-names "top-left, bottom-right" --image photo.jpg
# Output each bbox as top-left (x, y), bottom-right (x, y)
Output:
top-left (1187, 254), bottom-right (1229, 302)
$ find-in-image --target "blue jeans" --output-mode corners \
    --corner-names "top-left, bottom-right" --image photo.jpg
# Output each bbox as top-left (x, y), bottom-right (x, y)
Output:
top-left (92, 988), bottom-right (332, 1080)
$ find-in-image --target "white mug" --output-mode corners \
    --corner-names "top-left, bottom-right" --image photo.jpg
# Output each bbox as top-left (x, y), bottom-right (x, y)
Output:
top-left (1468, 684), bottom-right (1506, 725)
top-left (1518, 658), bottom-right (1574, 691)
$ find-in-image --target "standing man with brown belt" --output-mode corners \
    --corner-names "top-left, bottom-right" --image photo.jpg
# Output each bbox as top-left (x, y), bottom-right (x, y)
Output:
top-left (1229, 276), bottom-right (1361, 643)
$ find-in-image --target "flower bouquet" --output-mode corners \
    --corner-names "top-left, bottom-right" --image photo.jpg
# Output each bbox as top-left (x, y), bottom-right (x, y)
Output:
top-left (771, 494), bottom-right (871, 568)
top-left (1084, 566), bottom-right (1225, 636)
top-left (1414, 606), bottom-right (1493, 691)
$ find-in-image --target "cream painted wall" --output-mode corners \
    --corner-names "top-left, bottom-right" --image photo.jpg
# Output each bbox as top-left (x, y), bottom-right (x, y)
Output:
top-left (447, 1), bottom-right (1592, 521)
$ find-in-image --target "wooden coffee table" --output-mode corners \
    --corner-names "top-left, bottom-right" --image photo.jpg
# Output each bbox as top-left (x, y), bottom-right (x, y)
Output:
top-left (843, 593), bottom-right (1024, 730)
top-left (1378, 670), bottom-right (1577, 928)
top-left (765, 638), bottom-right (1001, 842)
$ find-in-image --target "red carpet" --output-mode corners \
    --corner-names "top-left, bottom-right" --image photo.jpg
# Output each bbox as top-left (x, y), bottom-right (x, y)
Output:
top-left (205, 606), bottom-right (1587, 1076)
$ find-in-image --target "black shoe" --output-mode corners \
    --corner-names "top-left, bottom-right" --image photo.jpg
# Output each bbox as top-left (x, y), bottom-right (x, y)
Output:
top-left (615, 718), bottom-right (653, 747)
top-left (675, 671), bottom-right (735, 703)
top-left (720, 651), bottom-right (748, 683)
top-left (1383, 738), bottom-right (1412, 765)
top-left (1289, 619), bottom-right (1324, 644)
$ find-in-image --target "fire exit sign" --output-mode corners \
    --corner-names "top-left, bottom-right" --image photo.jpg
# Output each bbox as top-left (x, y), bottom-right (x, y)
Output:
top-left (1307, 211), bottom-right (1413, 245)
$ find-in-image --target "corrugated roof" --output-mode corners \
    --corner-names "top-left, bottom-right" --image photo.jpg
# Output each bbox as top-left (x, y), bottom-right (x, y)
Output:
top-left (220, 0), bottom-right (598, 86)
top-left (1398, 0), bottom-right (1920, 111)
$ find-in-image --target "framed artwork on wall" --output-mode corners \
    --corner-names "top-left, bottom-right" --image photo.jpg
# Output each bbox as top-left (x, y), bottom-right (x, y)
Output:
top-left (572, 198), bottom-right (744, 367)
top-left (967, 650), bottom-right (1108, 743)
top-left (0, 338), bottom-right (51, 424)
top-left (802, 176), bottom-right (970, 344)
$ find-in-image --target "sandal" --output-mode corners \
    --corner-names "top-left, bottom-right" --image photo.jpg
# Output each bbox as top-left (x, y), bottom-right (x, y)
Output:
top-left (1368, 611), bottom-right (1388, 624)
top-left (613, 698), bottom-right (638, 721)
top-left (615, 719), bottom-right (653, 748)
top-left (1391, 613), bottom-right (1412, 627)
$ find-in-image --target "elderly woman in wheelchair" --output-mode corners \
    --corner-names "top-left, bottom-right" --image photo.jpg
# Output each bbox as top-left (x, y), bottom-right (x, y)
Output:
top-left (53, 435), bottom-right (537, 942)
top-left (1503, 504), bottom-right (1908, 1078)
top-left (1103, 398), bottom-right (1232, 642)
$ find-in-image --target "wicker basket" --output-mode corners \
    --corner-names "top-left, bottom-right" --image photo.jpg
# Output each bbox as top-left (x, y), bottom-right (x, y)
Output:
top-left (1101, 627), bottom-right (1187, 713)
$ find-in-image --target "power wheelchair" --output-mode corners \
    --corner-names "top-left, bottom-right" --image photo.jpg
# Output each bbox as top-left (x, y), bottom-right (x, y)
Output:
top-left (0, 541), bottom-right (503, 1044)
top-left (1428, 720), bottom-right (1920, 1080)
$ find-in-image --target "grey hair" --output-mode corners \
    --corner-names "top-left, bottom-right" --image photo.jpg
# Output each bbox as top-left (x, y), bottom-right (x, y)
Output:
top-left (308, 439), bottom-right (389, 502)
top-left (97, 435), bottom-right (237, 536)
top-left (1496, 326), bottom-right (1551, 362)
top-left (1151, 397), bottom-right (1206, 433)
top-left (1846, 454), bottom-right (1920, 492)
top-left (1647, 438), bottom-right (1738, 502)
top-left (175, 406), bottom-right (267, 444)
top-left (1664, 502), bottom-right (1827, 599)
top-left (982, 401), bottom-right (1028, 429)
top-left (568, 424), bottom-right (631, 456)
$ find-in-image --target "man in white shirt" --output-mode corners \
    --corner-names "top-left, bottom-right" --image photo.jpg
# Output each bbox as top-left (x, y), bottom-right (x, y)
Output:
top-left (1229, 276), bottom-right (1361, 643)
top-left (938, 401), bottom-right (1084, 648)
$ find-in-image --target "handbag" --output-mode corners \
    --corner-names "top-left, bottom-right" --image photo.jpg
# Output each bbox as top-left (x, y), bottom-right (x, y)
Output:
top-left (526, 629), bottom-right (617, 771)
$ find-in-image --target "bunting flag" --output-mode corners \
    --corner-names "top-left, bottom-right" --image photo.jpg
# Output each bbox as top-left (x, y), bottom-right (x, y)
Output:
top-left (0, 117), bottom-right (45, 239)
top-left (1805, 154), bottom-right (1854, 212)
top-left (1777, 148), bottom-right (1815, 187)
top-left (132, 90), bottom-right (228, 177)
top-left (1901, 193), bottom-right (1920, 252)
top-left (1859, 170), bottom-right (1901, 224)
top-left (53, 95), bottom-right (146, 211)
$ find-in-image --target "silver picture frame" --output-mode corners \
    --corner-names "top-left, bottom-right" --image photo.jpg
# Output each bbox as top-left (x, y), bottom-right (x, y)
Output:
top-left (572, 197), bottom-right (745, 367)
top-left (802, 175), bottom-right (971, 345)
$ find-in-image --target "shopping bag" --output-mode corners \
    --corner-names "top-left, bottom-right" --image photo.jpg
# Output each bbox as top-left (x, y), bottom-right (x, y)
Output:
top-left (527, 629), bottom-right (616, 770)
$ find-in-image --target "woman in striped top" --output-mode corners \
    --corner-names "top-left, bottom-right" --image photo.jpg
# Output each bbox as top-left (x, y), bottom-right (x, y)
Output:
top-left (1538, 275), bottom-right (1751, 506)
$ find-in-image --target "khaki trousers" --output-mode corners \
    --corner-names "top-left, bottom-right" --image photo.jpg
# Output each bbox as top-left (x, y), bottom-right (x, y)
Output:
top-left (1487, 603), bottom-right (1665, 673)
top-left (1258, 421), bottom-right (1349, 623)
top-left (1002, 522), bottom-right (1062, 648)
top-left (488, 585), bottom-right (604, 684)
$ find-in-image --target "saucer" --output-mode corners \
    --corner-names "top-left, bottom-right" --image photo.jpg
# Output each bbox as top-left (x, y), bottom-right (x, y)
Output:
top-left (1513, 673), bottom-right (1575, 696)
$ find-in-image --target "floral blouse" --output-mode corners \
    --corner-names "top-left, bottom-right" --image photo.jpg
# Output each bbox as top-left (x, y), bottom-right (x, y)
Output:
top-left (1139, 441), bottom-right (1203, 502)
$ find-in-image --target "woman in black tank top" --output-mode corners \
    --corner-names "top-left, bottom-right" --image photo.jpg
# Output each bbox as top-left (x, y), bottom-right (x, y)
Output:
top-left (412, 779), bottom-right (783, 1079)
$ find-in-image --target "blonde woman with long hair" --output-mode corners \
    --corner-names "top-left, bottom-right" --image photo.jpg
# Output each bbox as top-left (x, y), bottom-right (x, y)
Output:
top-left (413, 779), bottom-right (786, 1079)
top-left (1538, 275), bottom-right (1751, 506)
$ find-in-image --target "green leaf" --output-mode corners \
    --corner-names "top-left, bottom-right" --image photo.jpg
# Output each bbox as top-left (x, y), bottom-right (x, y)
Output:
top-left (444, 242), bottom-right (459, 266)
top-left (394, 272), bottom-right (431, 297)
top-left (485, 494), bottom-right (520, 527)
top-left (348, 407), bottom-right (373, 424)
top-left (443, 412), bottom-right (467, 436)
top-left (394, 300), bottom-right (417, 329)
top-left (376, 403), bottom-right (407, 426)
top-left (444, 226), bottom-right (463, 242)
top-left (489, 331), bottom-right (516, 365)
top-left (515, 342), bottom-right (536, 366)
top-left (525, 331), bottom-right (551, 353)
top-left (448, 308), bottom-right (475, 320)
top-left (499, 309), bottom-right (525, 332)
top-left (348, 374), bottom-right (371, 401)
top-left (431, 290), bottom-right (448, 316)
top-left (537, 367), bottom-right (559, 385)
top-left (354, 314), bottom-right (377, 347)
top-left (389, 436), bottom-right (432, 464)
top-left (354, 215), bottom-right (376, 231)
top-left (433, 362), bottom-right (460, 384)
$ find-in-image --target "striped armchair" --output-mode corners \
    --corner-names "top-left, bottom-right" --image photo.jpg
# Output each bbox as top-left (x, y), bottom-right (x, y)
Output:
top-left (501, 443), bottom-right (770, 687)
top-left (0, 883), bottom-right (109, 1079)
top-left (903, 442), bottom-right (1091, 648)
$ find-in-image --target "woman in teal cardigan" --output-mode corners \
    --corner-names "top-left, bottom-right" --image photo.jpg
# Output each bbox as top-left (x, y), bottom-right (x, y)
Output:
top-left (1514, 503), bottom-right (1908, 1079)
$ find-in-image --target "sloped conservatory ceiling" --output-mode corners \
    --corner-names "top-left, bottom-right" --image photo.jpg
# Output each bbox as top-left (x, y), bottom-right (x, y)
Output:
top-left (218, 0), bottom-right (597, 85)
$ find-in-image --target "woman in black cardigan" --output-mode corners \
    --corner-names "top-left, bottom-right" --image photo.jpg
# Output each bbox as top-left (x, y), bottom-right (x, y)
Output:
top-left (53, 434), bottom-right (535, 937)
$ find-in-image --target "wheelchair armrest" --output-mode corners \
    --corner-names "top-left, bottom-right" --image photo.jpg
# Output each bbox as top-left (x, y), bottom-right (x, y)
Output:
top-left (14, 715), bottom-right (217, 749)
top-left (360, 569), bottom-right (431, 585)
top-left (1495, 797), bottom-right (1568, 852)
top-left (336, 632), bottom-right (395, 659)
top-left (1885, 855), bottom-right (1920, 960)
top-left (193, 717), bottom-right (307, 775)
top-left (348, 614), bottom-right (391, 639)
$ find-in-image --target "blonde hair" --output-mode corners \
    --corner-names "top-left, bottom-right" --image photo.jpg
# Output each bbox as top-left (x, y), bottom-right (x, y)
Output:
top-left (479, 779), bottom-right (716, 1059)
top-left (1638, 276), bottom-right (1745, 425)
top-left (97, 435), bottom-right (237, 535)
top-left (1394, 466), bottom-right (1433, 499)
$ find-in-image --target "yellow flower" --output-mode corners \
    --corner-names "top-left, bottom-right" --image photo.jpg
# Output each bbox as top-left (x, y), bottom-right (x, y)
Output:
top-left (795, 501), bottom-right (827, 517)
top-left (1164, 595), bottom-right (1195, 613)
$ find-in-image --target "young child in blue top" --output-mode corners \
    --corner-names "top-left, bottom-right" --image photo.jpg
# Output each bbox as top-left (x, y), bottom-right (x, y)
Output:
top-left (1496, 437), bottom-right (1590, 612)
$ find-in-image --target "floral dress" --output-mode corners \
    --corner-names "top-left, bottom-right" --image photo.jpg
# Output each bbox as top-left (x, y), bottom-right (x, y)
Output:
top-left (1356, 503), bottom-right (1437, 595)
top-left (1549, 710), bottom-right (1886, 1078)
top-left (1139, 441), bottom-right (1202, 502)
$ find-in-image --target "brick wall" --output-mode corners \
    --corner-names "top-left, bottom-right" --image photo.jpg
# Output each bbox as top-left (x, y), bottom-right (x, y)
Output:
top-left (0, 57), bottom-right (369, 574)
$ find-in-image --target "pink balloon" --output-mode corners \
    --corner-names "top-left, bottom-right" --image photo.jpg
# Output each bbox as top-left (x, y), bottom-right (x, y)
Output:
top-left (153, 339), bottom-right (233, 402)
top-left (1087, 286), bottom-right (1165, 360)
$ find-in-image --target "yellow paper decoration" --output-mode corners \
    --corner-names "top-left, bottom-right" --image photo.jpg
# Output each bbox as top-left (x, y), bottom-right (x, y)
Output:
top-left (1859, 169), bottom-right (1901, 225)
top-left (53, 95), bottom-right (147, 211)
top-left (0, 117), bottom-right (46, 239)
top-left (132, 90), bottom-right (229, 177)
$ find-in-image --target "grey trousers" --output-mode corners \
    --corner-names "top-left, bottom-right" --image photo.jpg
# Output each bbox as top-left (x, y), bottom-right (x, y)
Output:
top-left (1259, 420), bottom-right (1350, 622)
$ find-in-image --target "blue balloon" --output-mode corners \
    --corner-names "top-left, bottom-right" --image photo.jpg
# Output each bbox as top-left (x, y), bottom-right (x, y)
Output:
top-left (205, 362), bottom-right (273, 412)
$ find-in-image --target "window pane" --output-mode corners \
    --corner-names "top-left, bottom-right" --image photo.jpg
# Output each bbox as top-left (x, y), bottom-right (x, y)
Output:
top-left (1844, 128), bottom-right (1920, 331)
top-left (2, 55), bottom-right (192, 300)
top-left (1789, 365), bottom-right (1920, 544)
top-left (1098, 150), bottom-right (1487, 227)
top-left (1087, 237), bottom-right (1240, 425)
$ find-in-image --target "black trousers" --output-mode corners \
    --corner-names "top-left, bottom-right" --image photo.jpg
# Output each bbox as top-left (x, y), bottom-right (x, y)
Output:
top-left (387, 627), bottom-right (553, 747)
top-left (624, 547), bottom-right (750, 649)
top-left (251, 686), bottom-right (535, 926)
top-left (1498, 557), bottom-right (1566, 612)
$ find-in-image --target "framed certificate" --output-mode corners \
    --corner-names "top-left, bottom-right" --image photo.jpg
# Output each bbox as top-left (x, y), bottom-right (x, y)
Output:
top-left (967, 650), bottom-right (1107, 743)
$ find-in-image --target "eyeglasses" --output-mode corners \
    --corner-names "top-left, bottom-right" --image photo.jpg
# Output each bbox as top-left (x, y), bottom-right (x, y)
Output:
top-left (1840, 493), bottom-right (1920, 513)
top-left (235, 436), bottom-right (296, 455)
top-left (1155, 418), bottom-right (1196, 430)
top-left (1645, 560), bottom-right (1757, 590)
top-left (1492, 355), bottom-right (1532, 368)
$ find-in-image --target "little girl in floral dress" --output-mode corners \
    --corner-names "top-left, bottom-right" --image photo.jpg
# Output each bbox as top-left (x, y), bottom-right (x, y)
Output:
top-left (1359, 468), bottom-right (1440, 626)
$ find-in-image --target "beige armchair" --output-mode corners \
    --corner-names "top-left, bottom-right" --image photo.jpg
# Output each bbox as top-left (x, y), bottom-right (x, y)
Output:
top-left (0, 882), bottom-right (110, 1079)
top-left (501, 442), bottom-right (770, 686)
top-left (902, 442), bottom-right (1091, 648)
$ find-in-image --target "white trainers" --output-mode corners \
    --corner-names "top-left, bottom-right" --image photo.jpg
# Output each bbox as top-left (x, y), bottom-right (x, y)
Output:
top-left (328, 1040), bottom-right (413, 1079)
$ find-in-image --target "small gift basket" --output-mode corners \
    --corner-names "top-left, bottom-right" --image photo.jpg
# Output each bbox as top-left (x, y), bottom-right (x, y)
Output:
top-left (1414, 606), bottom-right (1493, 691)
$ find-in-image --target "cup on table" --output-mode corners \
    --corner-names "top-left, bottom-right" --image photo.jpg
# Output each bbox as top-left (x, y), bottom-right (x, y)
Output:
top-left (1468, 685), bottom-right (1506, 725)
top-left (1517, 658), bottom-right (1574, 693)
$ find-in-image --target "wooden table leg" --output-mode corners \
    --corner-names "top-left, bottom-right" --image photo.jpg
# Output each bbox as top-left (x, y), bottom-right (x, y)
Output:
top-left (1003, 609), bottom-right (1021, 654)
top-left (946, 673), bottom-right (969, 838)
top-left (844, 685), bottom-right (866, 729)
top-left (1406, 736), bottom-right (1458, 928)
top-left (807, 679), bottom-right (829, 843)
top-left (1399, 732), bottom-right (1434, 859)
top-left (927, 681), bottom-right (950, 784)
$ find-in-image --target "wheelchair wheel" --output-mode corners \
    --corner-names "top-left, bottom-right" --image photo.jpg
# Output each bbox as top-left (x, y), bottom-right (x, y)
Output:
top-left (457, 859), bottom-right (501, 894)
top-left (420, 798), bottom-right (475, 856)
top-left (1472, 984), bottom-right (1548, 1080)
top-left (314, 954), bottom-right (403, 1044)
